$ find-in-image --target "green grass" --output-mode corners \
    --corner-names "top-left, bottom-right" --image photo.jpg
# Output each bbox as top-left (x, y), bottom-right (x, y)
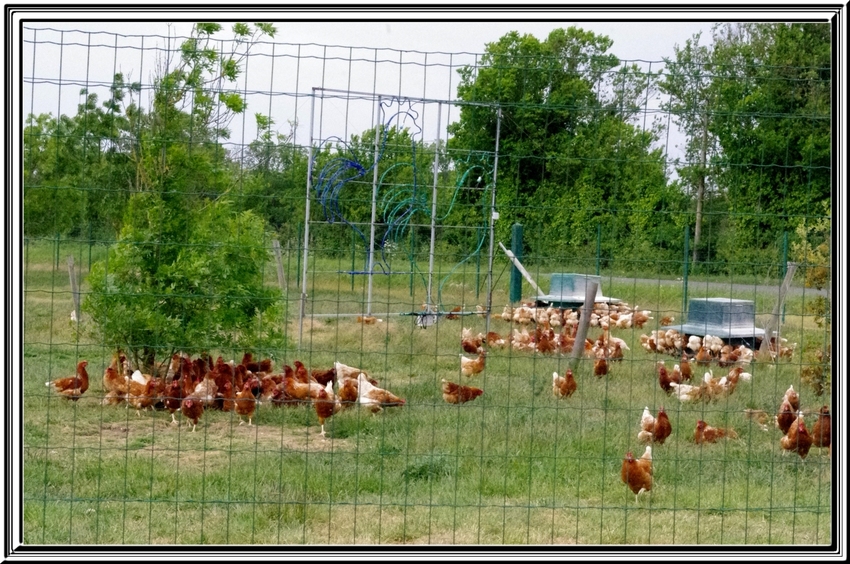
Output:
top-left (22, 239), bottom-right (833, 545)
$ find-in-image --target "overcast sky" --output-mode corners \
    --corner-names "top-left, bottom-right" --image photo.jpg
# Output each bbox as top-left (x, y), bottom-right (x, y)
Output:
top-left (22, 18), bottom-right (723, 159)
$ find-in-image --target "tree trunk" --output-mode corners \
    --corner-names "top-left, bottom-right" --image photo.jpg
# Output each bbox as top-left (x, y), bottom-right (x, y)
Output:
top-left (692, 113), bottom-right (709, 265)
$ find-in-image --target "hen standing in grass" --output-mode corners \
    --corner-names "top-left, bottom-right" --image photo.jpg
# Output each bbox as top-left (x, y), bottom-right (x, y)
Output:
top-left (164, 378), bottom-right (185, 424)
top-left (180, 395), bottom-right (204, 432)
top-left (552, 369), bottom-right (577, 399)
top-left (235, 377), bottom-right (258, 426)
top-left (638, 406), bottom-right (672, 445)
top-left (811, 406), bottom-right (831, 454)
top-left (461, 328), bottom-right (484, 354)
top-left (679, 353), bottom-right (693, 381)
top-left (658, 362), bottom-right (679, 393)
top-left (312, 381), bottom-right (342, 437)
top-left (621, 446), bottom-right (653, 503)
top-left (775, 395), bottom-right (796, 435)
top-left (780, 412), bottom-right (813, 460)
top-left (593, 357), bottom-right (609, 378)
top-left (460, 350), bottom-right (486, 377)
top-left (694, 345), bottom-right (712, 366)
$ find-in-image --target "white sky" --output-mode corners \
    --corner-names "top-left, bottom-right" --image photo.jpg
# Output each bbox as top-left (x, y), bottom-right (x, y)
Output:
top-left (15, 9), bottom-right (835, 162)
top-left (21, 18), bottom-right (719, 162)
top-left (22, 20), bottom-right (715, 60)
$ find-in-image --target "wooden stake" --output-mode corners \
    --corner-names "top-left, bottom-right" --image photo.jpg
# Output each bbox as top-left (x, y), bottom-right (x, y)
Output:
top-left (569, 280), bottom-right (599, 370)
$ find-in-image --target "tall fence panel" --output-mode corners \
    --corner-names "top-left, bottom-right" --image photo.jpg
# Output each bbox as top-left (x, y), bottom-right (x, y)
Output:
top-left (20, 23), bottom-right (834, 548)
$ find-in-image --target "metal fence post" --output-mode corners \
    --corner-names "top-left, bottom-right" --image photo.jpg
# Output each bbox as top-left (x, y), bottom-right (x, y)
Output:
top-left (510, 223), bottom-right (523, 304)
top-left (781, 231), bottom-right (788, 323)
top-left (682, 224), bottom-right (690, 317)
top-left (596, 223), bottom-right (601, 276)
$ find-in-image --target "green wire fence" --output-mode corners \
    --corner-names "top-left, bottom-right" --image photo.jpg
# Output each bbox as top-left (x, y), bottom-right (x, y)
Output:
top-left (20, 22), bottom-right (834, 548)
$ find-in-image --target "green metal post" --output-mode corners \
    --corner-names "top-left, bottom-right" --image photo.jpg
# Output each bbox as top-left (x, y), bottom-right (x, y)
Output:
top-left (476, 229), bottom-right (481, 300)
top-left (296, 221), bottom-right (302, 289)
top-left (596, 223), bottom-right (601, 276)
top-left (351, 229), bottom-right (356, 292)
top-left (781, 231), bottom-right (788, 323)
top-left (510, 223), bottom-right (523, 303)
top-left (682, 224), bottom-right (690, 317)
top-left (88, 222), bottom-right (93, 274)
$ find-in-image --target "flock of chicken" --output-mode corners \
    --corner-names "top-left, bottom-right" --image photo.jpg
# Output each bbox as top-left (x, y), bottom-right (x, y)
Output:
top-left (46, 353), bottom-right (405, 437)
top-left (640, 328), bottom-right (795, 362)
top-left (456, 301), bottom-right (831, 504)
top-left (500, 302), bottom-right (654, 330)
top-left (45, 298), bottom-right (831, 504)
top-left (620, 380), bottom-right (831, 504)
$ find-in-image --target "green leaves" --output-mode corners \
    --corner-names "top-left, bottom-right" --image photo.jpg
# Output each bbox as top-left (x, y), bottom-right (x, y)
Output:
top-left (219, 91), bottom-right (245, 113)
top-left (65, 21), bottom-right (287, 366)
top-left (84, 195), bottom-right (284, 366)
top-left (195, 22), bottom-right (222, 36)
top-left (220, 57), bottom-right (239, 80)
top-left (254, 22), bottom-right (277, 37)
top-left (451, 26), bottom-right (671, 263)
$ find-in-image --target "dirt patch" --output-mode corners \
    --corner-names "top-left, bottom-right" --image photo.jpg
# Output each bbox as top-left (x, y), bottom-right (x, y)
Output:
top-left (38, 414), bottom-right (355, 465)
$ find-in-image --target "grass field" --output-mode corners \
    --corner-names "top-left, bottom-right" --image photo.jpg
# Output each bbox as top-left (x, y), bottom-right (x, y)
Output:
top-left (21, 238), bottom-right (833, 545)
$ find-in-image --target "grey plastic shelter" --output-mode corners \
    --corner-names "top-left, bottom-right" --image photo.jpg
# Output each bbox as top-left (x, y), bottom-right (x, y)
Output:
top-left (536, 273), bottom-right (621, 309)
top-left (666, 297), bottom-right (765, 346)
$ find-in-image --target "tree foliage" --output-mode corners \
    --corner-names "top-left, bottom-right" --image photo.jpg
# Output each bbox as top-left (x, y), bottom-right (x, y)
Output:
top-left (449, 27), bottom-right (681, 268)
top-left (80, 22), bottom-right (282, 371)
top-left (707, 23), bottom-right (831, 269)
top-left (23, 22), bottom-right (832, 294)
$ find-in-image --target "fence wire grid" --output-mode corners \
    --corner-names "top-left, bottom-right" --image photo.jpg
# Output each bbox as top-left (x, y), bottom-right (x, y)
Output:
top-left (18, 22), bottom-right (839, 549)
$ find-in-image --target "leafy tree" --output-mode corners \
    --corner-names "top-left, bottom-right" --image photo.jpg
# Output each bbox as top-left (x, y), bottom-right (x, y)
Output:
top-left (448, 27), bottom-right (676, 267)
top-left (791, 199), bottom-right (831, 396)
top-left (708, 23), bottom-right (831, 270)
top-left (659, 32), bottom-right (719, 266)
top-left (82, 22), bottom-right (282, 372)
top-left (23, 112), bottom-right (86, 236)
top-left (241, 114), bottom-right (310, 242)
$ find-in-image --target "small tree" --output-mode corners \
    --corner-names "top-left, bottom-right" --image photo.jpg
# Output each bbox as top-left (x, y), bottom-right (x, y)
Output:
top-left (791, 200), bottom-right (831, 396)
top-left (82, 22), bottom-right (283, 372)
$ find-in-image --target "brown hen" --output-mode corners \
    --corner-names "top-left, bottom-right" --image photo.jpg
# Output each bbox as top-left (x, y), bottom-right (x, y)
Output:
top-left (621, 446), bottom-right (653, 503)
top-left (441, 379), bottom-right (484, 405)
top-left (46, 360), bottom-right (90, 401)
top-left (694, 420), bottom-right (738, 444)
top-left (552, 369), bottom-right (577, 399)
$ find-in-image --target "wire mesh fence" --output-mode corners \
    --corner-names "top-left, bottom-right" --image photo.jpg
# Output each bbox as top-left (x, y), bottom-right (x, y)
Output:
top-left (20, 23), bottom-right (835, 547)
